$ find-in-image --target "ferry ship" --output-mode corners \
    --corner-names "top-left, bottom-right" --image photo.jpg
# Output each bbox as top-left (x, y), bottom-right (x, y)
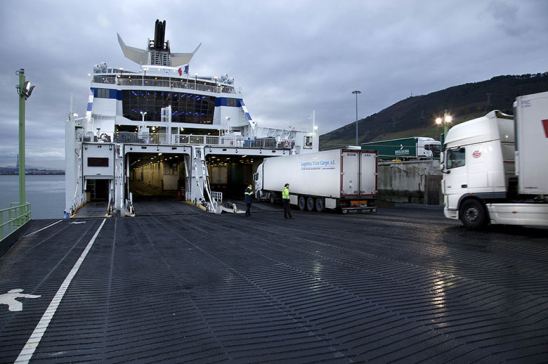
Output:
top-left (65, 20), bottom-right (318, 217)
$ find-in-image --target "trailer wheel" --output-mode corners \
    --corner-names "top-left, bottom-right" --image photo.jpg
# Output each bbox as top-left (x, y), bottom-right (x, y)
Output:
top-left (315, 198), bottom-right (324, 212)
top-left (298, 196), bottom-right (306, 211)
top-left (306, 197), bottom-right (315, 211)
top-left (269, 193), bottom-right (276, 204)
top-left (459, 199), bottom-right (488, 229)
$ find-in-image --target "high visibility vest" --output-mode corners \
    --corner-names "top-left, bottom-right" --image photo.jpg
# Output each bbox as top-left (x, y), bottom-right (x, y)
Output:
top-left (282, 187), bottom-right (290, 199)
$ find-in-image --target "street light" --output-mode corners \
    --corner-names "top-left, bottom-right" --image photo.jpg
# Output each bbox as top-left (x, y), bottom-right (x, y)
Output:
top-left (139, 110), bottom-right (147, 131)
top-left (352, 90), bottom-right (362, 146)
top-left (15, 69), bottom-right (35, 206)
top-left (435, 111), bottom-right (453, 146)
top-left (140, 111), bottom-right (147, 123)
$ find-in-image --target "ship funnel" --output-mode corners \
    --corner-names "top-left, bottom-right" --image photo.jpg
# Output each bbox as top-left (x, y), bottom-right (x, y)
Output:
top-left (152, 19), bottom-right (167, 51)
top-left (118, 20), bottom-right (200, 66)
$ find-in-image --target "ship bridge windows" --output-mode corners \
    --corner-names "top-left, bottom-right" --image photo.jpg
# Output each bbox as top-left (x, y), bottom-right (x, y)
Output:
top-left (122, 90), bottom-right (214, 124)
top-left (92, 88), bottom-right (120, 99)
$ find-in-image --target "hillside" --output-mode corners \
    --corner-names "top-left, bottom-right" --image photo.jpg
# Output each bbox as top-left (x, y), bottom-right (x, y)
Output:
top-left (320, 73), bottom-right (548, 149)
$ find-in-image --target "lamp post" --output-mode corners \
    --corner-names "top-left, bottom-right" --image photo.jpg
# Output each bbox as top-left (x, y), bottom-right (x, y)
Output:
top-left (16, 69), bottom-right (35, 206)
top-left (352, 90), bottom-right (361, 146)
top-left (435, 112), bottom-right (453, 146)
top-left (140, 110), bottom-right (147, 124)
top-left (139, 111), bottom-right (147, 134)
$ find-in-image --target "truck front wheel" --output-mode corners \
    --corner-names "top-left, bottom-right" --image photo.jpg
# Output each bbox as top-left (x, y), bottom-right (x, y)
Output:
top-left (459, 199), bottom-right (488, 229)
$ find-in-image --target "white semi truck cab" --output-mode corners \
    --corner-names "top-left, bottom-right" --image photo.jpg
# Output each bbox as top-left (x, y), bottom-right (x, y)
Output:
top-left (441, 91), bottom-right (548, 229)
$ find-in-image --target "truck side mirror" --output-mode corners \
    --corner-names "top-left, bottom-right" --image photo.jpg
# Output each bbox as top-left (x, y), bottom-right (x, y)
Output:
top-left (439, 151), bottom-right (451, 174)
top-left (439, 151), bottom-right (444, 170)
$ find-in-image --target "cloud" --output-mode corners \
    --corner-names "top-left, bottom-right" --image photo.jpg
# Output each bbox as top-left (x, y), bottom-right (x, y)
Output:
top-left (1, 0), bottom-right (547, 168)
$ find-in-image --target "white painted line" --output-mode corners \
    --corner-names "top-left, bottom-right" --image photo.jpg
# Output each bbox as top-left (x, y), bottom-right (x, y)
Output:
top-left (23, 220), bottom-right (63, 237)
top-left (15, 218), bottom-right (107, 364)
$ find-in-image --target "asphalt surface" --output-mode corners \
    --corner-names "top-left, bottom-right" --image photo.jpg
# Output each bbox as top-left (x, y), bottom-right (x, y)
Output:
top-left (1, 202), bottom-right (548, 363)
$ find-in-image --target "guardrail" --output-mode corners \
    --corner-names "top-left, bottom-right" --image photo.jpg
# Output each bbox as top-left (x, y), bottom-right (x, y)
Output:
top-left (211, 191), bottom-right (223, 205)
top-left (93, 75), bottom-right (236, 94)
top-left (114, 132), bottom-right (294, 150)
top-left (0, 203), bottom-right (31, 242)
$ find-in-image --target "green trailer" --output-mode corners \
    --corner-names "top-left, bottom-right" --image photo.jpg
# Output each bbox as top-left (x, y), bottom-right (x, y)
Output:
top-left (361, 137), bottom-right (440, 160)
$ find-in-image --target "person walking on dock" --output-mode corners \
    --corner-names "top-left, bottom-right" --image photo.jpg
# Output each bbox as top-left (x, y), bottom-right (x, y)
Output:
top-left (282, 183), bottom-right (293, 219)
top-left (244, 184), bottom-right (253, 216)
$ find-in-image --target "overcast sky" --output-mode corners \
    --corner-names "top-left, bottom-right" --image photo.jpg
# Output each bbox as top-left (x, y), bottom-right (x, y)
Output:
top-left (1, 0), bottom-right (547, 168)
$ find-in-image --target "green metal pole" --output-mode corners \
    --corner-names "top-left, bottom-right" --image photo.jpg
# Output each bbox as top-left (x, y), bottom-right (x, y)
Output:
top-left (18, 69), bottom-right (26, 205)
top-left (442, 122), bottom-right (449, 147)
top-left (440, 125), bottom-right (445, 147)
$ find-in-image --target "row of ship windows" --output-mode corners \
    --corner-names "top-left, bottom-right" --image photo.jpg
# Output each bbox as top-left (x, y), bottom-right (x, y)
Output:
top-left (92, 88), bottom-right (238, 124)
top-left (122, 92), bottom-right (214, 124)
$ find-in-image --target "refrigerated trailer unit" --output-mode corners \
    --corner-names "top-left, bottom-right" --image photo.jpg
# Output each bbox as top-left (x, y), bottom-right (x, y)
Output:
top-left (254, 149), bottom-right (377, 213)
top-left (441, 91), bottom-right (548, 229)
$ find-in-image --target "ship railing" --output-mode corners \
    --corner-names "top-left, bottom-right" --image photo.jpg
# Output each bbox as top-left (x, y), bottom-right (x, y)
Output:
top-left (0, 202), bottom-right (31, 243)
top-left (175, 135), bottom-right (291, 149)
top-left (114, 132), bottom-right (293, 150)
top-left (107, 77), bottom-right (236, 94)
top-left (114, 132), bottom-right (169, 145)
top-left (211, 191), bottom-right (223, 205)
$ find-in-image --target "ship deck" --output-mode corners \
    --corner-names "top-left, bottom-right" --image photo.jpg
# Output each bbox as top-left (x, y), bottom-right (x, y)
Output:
top-left (1, 203), bottom-right (548, 363)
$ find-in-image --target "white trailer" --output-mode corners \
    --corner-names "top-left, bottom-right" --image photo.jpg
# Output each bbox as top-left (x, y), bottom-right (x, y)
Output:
top-left (441, 91), bottom-right (548, 229)
top-left (254, 148), bottom-right (377, 213)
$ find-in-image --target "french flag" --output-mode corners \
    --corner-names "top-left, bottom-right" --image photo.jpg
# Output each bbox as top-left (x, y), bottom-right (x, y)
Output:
top-left (178, 64), bottom-right (189, 76)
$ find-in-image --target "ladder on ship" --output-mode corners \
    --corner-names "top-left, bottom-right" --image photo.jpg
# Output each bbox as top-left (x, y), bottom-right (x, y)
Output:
top-left (194, 146), bottom-right (221, 213)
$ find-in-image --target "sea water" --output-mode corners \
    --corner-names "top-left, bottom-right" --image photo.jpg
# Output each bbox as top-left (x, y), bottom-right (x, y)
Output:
top-left (0, 175), bottom-right (65, 219)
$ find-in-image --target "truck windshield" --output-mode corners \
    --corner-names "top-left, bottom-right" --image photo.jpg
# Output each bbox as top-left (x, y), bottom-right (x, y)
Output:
top-left (447, 147), bottom-right (466, 169)
top-left (425, 144), bottom-right (441, 157)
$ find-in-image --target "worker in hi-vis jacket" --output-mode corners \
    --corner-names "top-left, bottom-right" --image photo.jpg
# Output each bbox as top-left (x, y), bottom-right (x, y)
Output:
top-left (244, 185), bottom-right (253, 216)
top-left (282, 183), bottom-right (292, 219)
